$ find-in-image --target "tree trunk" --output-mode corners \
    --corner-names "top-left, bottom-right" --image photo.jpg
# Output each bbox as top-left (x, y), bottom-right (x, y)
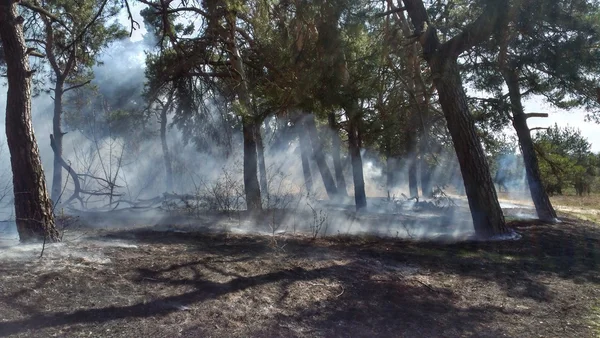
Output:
top-left (50, 79), bottom-right (64, 205)
top-left (242, 119), bottom-right (262, 210)
top-left (298, 122), bottom-right (313, 195)
top-left (226, 11), bottom-right (261, 211)
top-left (304, 114), bottom-right (339, 199)
top-left (386, 155), bottom-right (394, 198)
top-left (0, 2), bottom-right (59, 242)
top-left (256, 125), bottom-right (268, 198)
top-left (159, 96), bottom-right (173, 192)
top-left (431, 57), bottom-right (507, 237)
top-left (401, 0), bottom-right (509, 238)
top-left (393, 1), bottom-right (433, 198)
top-left (405, 126), bottom-right (419, 199)
top-left (504, 69), bottom-right (557, 222)
top-left (347, 105), bottom-right (367, 210)
top-left (328, 112), bottom-right (347, 196)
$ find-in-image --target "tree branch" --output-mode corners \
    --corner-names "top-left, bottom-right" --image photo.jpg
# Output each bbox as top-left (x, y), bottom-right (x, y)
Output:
top-left (63, 80), bottom-right (92, 93)
top-left (442, 0), bottom-right (509, 58)
top-left (64, 0), bottom-right (109, 51)
top-left (19, 1), bottom-right (71, 33)
top-left (123, 0), bottom-right (141, 37)
top-left (374, 6), bottom-right (407, 19)
top-left (524, 113), bottom-right (549, 119)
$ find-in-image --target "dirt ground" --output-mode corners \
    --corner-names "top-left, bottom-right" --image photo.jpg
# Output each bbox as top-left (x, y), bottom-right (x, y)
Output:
top-left (0, 216), bottom-right (599, 338)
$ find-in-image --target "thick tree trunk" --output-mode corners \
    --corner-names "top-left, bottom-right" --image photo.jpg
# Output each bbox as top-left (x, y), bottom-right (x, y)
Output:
top-left (256, 126), bottom-right (268, 198)
top-left (298, 122), bottom-right (313, 195)
top-left (347, 106), bottom-right (367, 210)
top-left (159, 97), bottom-right (173, 192)
top-left (401, 0), bottom-right (509, 238)
top-left (304, 114), bottom-right (339, 199)
top-left (504, 69), bottom-right (557, 222)
top-left (328, 112), bottom-right (347, 196)
top-left (0, 2), bottom-right (59, 242)
top-left (50, 79), bottom-right (64, 205)
top-left (432, 57), bottom-right (507, 237)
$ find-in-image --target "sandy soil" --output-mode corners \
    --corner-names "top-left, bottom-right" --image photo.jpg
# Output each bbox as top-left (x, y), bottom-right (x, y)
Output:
top-left (0, 215), bottom-right (599, 338)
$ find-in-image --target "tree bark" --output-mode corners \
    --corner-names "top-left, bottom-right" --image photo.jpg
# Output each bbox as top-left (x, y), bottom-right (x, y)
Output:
top-left (242, 119), bottom-right (262, 210)
top-left (432, 57), bottom-right (507, 237)
top-left (159, 95), bottom-right (174, 192)
top-left (504, 69), bottom-right (557, 222)
top-left (256, 125), bottom-right (268, 198)
top-left (347, 105), bottom-right (367, 210)
top-left (0, 1), bottom-right (59, 242)
top-left (298, 121), bottom-right (313, 195)
top-left (405, 124), bottom-right (419, 199)
top-left (226, 11), bottom-right (261, 211)
top-left (328, 112), bottom-right (347, 196)
top-left (304, 113), bottom-right (339, 199)
top-left (402, 0), bottom-right (508, 238)
top-left (50, 78), bottom-right (64, 204)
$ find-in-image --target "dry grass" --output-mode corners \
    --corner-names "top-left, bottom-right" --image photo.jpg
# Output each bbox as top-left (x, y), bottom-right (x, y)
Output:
top-left (551, 193), bottom-right (600, 210)
top-left (549, 194), bottom-right (600, 224)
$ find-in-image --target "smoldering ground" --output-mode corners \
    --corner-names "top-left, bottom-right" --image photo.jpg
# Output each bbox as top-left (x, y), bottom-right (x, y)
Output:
top-left (0, 27), bottom-right (540, 260)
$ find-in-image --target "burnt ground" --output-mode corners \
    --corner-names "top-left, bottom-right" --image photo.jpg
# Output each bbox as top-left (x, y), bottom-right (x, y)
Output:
top-left (0, 216), bottom-right (599, 337)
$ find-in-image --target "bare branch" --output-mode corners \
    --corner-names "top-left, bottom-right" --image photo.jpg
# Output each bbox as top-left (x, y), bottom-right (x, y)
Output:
top-left (524, 113), bottom-right (549, 119)
top-left (19, 1), bottom-right (72, 33)
top-left (123, 0), bottom-right (141, 37)
top-left (63, 80), bottom-right (92, 93)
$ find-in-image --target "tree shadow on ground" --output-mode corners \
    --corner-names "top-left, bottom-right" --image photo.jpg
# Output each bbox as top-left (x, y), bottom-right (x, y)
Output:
top-left (1, 217), bottom-right (598, 337)
top-left (0, 259), bottom-right (507, 337)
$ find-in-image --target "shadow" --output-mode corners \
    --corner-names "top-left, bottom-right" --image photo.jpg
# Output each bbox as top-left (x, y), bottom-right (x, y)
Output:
top-left (1, 217), bottom-right (598, 336)
top-left (0, 261), bottom-right (506, 337)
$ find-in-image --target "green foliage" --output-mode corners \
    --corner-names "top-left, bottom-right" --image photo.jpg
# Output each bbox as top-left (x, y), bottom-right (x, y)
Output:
top-left (534, 124), bottom-right (599, 195)
top-left (23, 0), bottom-right (126, 88)
top-left (463, 0), bottom-right (600, 125)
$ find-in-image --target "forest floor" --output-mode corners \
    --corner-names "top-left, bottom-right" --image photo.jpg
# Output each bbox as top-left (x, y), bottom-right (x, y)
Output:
top-left (0, 213), bottom-right (599, 337)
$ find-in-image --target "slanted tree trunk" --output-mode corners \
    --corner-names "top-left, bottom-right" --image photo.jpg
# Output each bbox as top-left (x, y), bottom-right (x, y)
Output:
top-left (159, 94), bottom-right (174, 192)
top-left (504, 69), bottom-right (557, 222)
top-left (402, 0), bottom-right (508, 238)
top-left (256, 125), bottom-right (268, 198)
top-left (432, 57), bottom-right (507, 237)
top-left (0, 1), bottom-right (59, 242)
top-left (328, 112), bottom-right (347, 196)
top-left (347, 105), bottom-right (367, 210)
top-left (304, 114), bottom-right (339, 199)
